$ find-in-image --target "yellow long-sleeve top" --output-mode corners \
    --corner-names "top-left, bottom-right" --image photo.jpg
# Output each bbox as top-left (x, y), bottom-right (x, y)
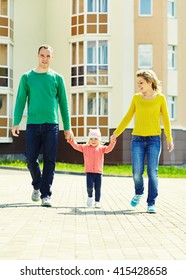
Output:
top-left (113, 93), bottom-right (173, 142)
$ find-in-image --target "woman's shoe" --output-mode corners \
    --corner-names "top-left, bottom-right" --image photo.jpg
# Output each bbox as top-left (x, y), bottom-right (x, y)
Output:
top-left (130, 195), bottom-right (143, 207)
top-left (147, 205), bottom-right (156, 214)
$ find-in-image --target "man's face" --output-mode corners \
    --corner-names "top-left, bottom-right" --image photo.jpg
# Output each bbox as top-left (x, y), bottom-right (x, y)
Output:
top-left (38, 48), bottom-right (53, 69)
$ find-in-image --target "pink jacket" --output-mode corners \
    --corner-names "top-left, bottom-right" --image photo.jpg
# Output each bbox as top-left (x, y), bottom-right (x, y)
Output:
top-left (68, 140), bottom-right (116, 174)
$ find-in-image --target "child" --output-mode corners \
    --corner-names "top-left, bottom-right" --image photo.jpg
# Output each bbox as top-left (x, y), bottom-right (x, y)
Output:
top-left (68, 129), bottom-right (116, 208)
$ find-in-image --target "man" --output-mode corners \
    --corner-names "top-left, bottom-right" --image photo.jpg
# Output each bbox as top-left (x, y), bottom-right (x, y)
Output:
top-left (12, 44), bottom-right (73, 207)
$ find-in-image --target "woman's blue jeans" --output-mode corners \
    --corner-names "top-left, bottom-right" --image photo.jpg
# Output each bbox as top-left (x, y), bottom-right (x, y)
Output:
top-left (26, 124), bottom-right (59, 199)
top-left (131, 135), bottom-right (161, 206)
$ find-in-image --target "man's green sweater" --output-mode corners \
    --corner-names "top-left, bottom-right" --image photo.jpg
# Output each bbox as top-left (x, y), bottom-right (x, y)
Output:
top-left (13, 69), bottom-right (71, 130)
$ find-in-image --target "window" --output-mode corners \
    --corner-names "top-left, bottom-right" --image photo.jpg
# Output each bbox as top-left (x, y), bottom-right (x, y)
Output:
top-left (138, 44), bottom-right (152, 69)
top-left (168, 96), bottom-right (176, 120)
top-left (71, 40), bottom-right (109, 87)
top-left (70, 1), bottom-right (109, 141)
top-left (168, 0), bottom-right (175, 17)
top-left (0, 0), bottom-right (14, 39)
top-left (87, 0), bottom-right (108, 13)
top-left (71, 0), bottom-right (108, 35)
top-left (139, 0), bottom-right (152, 16)
top-left (168, 45), bottom-right (176, 69)
top-left (0, 0), bottom-right (8, 16)
top-left (99, 92), bottom-right (108, 115)
top-left (0, 94), bottom-right (7, 115)
top-left (0, 0), bottom-right (13, 142)
top-left (88, 0), bottom-right (97, 12)
top-left (0, 44), bottom-right (8, 87)
top-left (88, 92), bottom-right (97, 114)
top-left (87, 40), bottom-right (108, 85)
top-left (0, 43), bottom-right (13, 88)
top-left (71, 91), bottom-right (109, 139)
top-left (71, 41), bottom-right (84, 86)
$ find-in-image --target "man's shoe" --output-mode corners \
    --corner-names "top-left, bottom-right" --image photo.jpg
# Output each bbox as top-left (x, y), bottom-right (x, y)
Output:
top-left (31, 190), bottom-right (40, 202)
top-left (130, 194), bottom-right (143, 207)
top-left (147, 205), bottom-right (156, 214)
top-left (41, 197), bottom-right (52, 207)
top-left (87, 197), bottom-right (93, 207)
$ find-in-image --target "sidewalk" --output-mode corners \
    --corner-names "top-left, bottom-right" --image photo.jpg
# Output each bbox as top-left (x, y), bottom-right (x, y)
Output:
top-left (0, 168), bottom-right (185, 260)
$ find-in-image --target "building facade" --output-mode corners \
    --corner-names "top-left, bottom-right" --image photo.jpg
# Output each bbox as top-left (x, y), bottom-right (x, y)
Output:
top-left (0, 0), bottom-right (185, 165)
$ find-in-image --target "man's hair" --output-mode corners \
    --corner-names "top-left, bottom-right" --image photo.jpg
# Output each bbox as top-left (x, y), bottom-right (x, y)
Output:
top-left (38, 44), bottom-right (53, 54)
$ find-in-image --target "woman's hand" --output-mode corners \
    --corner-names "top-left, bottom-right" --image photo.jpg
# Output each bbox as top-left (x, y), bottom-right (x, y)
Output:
top-left (167, 141), bottom-right (174, 152)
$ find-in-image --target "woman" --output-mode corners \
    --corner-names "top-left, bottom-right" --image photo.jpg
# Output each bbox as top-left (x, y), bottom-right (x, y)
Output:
top-left (111, 69), bottom-right (174, 214)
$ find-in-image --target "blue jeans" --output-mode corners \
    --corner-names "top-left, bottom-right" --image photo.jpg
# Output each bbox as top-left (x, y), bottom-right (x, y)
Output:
top-left (86, 173), bottom-right (102, 202)
top-left (131, 135), bottom-right (161, 206)
top-left (26, 124), bottom-right (59, 199)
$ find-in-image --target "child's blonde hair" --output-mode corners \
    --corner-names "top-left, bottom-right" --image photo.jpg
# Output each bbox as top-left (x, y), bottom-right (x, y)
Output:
top-left (136, 69), bottom-right (161, 92)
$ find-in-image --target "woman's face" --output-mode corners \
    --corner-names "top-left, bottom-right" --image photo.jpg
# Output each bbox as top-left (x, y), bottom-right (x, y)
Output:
top-left (137, 77), bottom-right (152, 94)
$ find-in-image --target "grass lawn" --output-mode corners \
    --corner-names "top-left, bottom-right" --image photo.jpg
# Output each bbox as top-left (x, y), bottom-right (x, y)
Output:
top-left (0, 160), bottom-right (186, 178)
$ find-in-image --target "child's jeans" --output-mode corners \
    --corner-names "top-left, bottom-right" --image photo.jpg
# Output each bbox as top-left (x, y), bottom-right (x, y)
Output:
top-left (86, 173), bottom-right (102, 202)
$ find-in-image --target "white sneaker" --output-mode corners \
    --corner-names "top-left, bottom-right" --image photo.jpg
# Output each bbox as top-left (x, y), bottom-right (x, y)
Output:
top-left (31, 189), bottom-right (40, 202)
top-left (94, 202), bottom-right (101, 208)
top-left (41, 197), bottom-right (52, 207)
top-left (87, 197), bottom-right (93, 207)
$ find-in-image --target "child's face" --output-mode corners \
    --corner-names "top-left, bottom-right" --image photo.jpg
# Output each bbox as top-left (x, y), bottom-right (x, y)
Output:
top-left (89, 138), bottom-right (99, 146)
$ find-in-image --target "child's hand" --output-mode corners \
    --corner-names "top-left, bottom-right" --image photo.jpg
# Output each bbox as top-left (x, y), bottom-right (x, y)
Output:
top-left (64, 130), bottom-right (74, 141)
top-left (110, 134), bottom-right (117, 142)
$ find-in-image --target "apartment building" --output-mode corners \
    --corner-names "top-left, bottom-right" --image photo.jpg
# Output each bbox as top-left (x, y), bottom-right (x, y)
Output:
top-left (0, 0), bottom-right (185, 165)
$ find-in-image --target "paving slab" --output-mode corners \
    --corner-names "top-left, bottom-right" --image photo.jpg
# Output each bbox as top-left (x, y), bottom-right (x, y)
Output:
top-left (0, 168), bottom-right (185, 260)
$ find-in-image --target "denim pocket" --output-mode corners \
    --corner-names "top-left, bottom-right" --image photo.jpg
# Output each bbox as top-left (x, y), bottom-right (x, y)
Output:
top-left (132, 136), bottom-right (142, 142)
top-left (149, 135), bottom-right (160, 141)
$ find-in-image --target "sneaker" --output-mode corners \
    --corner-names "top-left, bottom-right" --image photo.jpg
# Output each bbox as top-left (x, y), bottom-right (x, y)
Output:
top-left (94, 202), bottom-right (101, 208)
top-left (87, 197), bottom-right (93, 207)
top-left (147, 205), bottom-right (156, 214)
top-left (130, 194), bottom-right (143, 207)
top-left (41, 197), bottom-right (52, 207)
top-left (31, 189), bottom-right (40, 202)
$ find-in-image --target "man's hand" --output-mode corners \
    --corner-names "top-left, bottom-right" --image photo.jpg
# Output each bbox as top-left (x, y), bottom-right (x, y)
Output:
top-left (64, 130), bottom-right (74, 141)
top-left (12, 126), bottom-right (20, 137)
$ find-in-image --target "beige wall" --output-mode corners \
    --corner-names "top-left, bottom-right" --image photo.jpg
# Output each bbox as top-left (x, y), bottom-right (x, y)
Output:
top-left (45, 0), bottom-right (71, 129)
top-left (13, 0), bottom-right (71, 130)
top-left (45, 0), bottom-right (71, 84)
top-left (177, 0), bottom-right (186, 128)
top-left (14, 0), bottom-right (46, 129)
top-left (109, 0), bottom-right (134, 129)
top-left (134, 0), bottom-right (168, 95)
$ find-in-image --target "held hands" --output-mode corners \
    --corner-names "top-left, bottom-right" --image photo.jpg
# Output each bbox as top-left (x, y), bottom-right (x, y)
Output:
top-left (167, 141), bottom-right (174, 153)
top-left (12, 126), bottom-right (20, 137)
top-left (64, 130), bottom-right (74, 141)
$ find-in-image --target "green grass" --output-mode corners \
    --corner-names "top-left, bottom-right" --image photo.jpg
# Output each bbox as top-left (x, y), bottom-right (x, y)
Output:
top-left (0, 160), bottom-right (186, 178)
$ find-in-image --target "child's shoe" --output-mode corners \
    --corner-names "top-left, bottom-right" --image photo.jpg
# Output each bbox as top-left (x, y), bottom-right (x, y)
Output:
top-left (94, 201), bottom-right (101, 208)
top-left (87, 197), bottom-right (93, 207)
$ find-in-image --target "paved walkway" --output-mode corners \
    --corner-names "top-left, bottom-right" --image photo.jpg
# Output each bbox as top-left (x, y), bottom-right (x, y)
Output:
top-left (0, 168), bottom-right (185, 260)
